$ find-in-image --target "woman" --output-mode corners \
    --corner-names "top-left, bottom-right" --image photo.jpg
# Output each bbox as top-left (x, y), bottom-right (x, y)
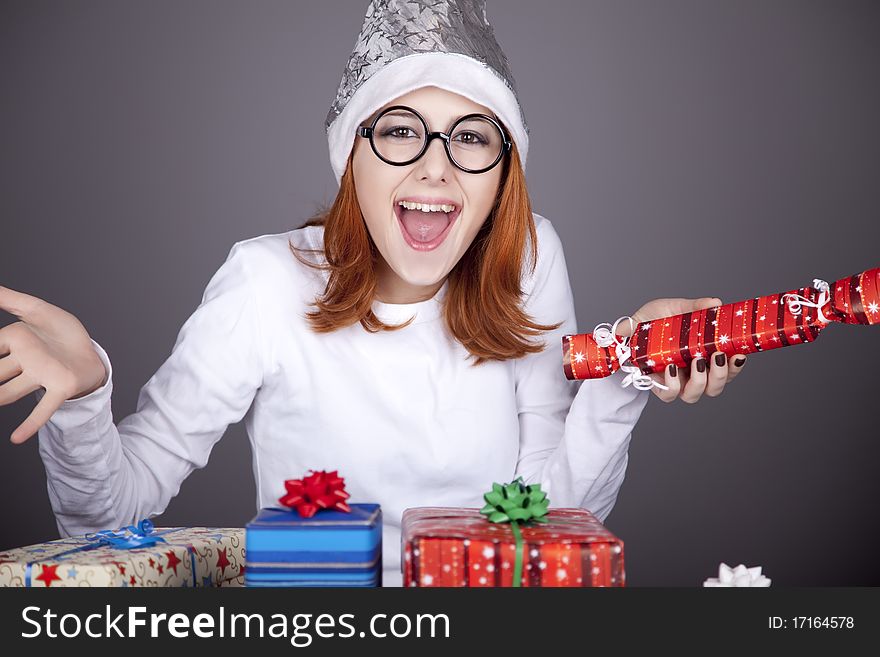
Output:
top-left (0, 0), bottom-right (745, 587)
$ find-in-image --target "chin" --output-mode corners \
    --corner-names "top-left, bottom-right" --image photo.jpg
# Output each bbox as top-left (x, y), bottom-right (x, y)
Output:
top-left (384, 236), bottom-right (459, 289)
top-left (391, 256), bottom-right (453, 288)
top-left (393, 262), bottom-right (450, 288)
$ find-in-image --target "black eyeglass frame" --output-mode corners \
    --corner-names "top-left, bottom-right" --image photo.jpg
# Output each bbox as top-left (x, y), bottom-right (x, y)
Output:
top-left (357, 105), bottom-right (512, 174)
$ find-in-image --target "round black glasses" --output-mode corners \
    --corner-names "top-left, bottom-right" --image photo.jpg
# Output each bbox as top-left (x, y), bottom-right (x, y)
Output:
top-left (357, 105), bottom-right (511, 174)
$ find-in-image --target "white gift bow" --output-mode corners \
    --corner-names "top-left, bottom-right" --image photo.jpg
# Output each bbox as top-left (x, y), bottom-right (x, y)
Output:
top-left (703, 562), bottom-right (771, 587)
top-left (592, 316), bottom-right (669, 392)
top-left (781, 278), bottom-right (832, 324)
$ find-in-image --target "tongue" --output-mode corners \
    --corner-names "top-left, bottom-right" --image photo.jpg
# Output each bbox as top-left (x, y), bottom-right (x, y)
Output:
top-left (400, 208), bottom-right (449, 243)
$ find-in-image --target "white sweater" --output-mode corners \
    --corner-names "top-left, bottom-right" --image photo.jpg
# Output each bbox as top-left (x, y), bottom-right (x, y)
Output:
top-left (36, 213), bottom-right (649, 587)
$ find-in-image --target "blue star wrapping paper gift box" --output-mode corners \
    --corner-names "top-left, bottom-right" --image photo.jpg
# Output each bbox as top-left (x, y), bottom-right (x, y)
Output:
top-left (245, 470), bottom-right (382, 587)
top-left (0, 522), bottom-right (245, 587)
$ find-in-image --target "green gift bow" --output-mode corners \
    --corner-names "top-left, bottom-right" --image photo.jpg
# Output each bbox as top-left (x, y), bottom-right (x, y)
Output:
top-left (479, 477), bottom-right (549, 587)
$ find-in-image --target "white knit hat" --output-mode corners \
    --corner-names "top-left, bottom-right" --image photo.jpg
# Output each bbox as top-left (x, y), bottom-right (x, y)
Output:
top-left (325, 0), bottom-right (529, 185)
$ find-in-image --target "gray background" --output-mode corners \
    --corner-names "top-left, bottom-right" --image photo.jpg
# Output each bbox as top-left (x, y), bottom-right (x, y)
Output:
top-left (1, 0), bottom-right (878, 586)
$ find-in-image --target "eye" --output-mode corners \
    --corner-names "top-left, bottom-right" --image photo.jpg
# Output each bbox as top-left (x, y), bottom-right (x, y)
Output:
top-left (383, 126), bottom-right (419, 139)
top-left (453, 131), bottom-right (488, 145)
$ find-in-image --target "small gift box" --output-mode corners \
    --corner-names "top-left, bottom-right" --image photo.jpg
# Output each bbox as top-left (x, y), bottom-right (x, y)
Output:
top-left (0, 521), bottom-right (245, 587)
top-left (402, 479), bottom-right (624, 587)
top-left (245, 470), bottom-right (382, 587)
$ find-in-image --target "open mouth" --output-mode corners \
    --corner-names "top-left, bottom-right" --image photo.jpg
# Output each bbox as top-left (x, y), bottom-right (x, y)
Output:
top-left (394, 202), bottom-right (461, 252)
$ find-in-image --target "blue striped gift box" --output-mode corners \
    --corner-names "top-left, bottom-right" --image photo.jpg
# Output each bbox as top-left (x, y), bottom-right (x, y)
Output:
top-left (245, 505), bottom-right (382, 587)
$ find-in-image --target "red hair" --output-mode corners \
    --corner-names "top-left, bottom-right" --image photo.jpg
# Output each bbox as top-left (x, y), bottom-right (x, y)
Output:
top-left (290, 141), bottom-right (561, 365)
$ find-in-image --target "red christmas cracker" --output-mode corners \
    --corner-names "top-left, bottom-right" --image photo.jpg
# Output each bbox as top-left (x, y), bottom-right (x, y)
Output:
top-left (401, 508), bottom-right (624, 587)
top-left (563, 266), bottom-right (880, 384)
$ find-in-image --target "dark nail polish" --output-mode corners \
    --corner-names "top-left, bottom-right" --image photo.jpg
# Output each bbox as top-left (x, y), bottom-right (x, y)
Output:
top-left (668, 364), bottom-right (677, 377)
top-left (734, 357), bottom-right (745, 367)
top-left (696, 358), bottom-right (706, 373)
top-left (715, 353), bottom-right (726, 367)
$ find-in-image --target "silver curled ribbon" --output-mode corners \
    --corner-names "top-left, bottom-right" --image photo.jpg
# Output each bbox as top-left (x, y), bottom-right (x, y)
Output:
top-left (781, 278), bottom-right (832, 324)
top-left (592, 316), bottom-right (669, 392)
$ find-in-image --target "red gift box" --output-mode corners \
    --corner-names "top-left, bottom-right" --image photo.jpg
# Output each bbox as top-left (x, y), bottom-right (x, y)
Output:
top-left (401, 507), bottom-right (624, 587)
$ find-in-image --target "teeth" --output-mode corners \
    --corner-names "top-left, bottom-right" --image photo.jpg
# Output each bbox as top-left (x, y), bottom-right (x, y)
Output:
top-left (398, 200), bottom-right (456, 213)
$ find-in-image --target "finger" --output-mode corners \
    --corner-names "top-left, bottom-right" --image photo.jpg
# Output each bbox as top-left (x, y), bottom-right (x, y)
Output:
top-left (0, 353), bottom-right (22, 383)
top-left (655, 297), bottom-right (723, 317)
top-left (0, 322), bottom-right (20, 355)
top-left (704, 351), bottom-right (729, 397)
top-left (680, 355), bottom-right (708, 403)
top-left (676, 364), bottom-right (689, 390)
top-left (0, 373), bottom-right (39, 406)
top-left (694, 296), bottom-right (722, 311)
top-left (0, 285), bottom-right (46, 321)
top-left (651, 363), bottom-right (682, 402)
top-left (726, 354), bottom-right (747, 382)
top-left (10, 386), bottom-right (66, 444)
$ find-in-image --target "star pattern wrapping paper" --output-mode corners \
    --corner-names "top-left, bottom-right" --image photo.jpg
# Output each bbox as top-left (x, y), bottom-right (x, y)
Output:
top-left (0, 527), bottom-right (245, 587)
top-left (401, 508), bottom-right (624, 587)
top-left (564, 267), bottom-right (880, 381)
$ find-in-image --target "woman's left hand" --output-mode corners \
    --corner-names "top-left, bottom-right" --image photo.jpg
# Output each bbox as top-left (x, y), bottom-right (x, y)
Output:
top-left (617, 297), bottom-right (748, 403)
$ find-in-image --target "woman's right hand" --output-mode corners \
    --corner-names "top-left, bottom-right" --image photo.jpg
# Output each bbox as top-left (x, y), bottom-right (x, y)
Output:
top-left (0, 286), bottom-right (108, 445)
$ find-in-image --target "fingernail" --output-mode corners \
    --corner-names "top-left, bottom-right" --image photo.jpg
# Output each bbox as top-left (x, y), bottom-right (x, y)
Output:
top-left (668, 364), bottom-right (677, 378)
top-left (715, 353), bottom-right (726, 367)
top-left (696, 358), bottom-right (706, 373)
top-left (734, 356), bottom-right (746, 367)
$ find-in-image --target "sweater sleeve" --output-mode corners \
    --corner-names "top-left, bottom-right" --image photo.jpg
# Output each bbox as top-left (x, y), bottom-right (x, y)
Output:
top-left (36, 241), bottom-right (266, 537)
top-left (513, 217), bottom-right (650, 522)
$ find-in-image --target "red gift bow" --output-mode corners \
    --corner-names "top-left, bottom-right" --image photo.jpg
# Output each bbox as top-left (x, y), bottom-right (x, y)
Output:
top-left (278, 470), bottom-right (352, 518)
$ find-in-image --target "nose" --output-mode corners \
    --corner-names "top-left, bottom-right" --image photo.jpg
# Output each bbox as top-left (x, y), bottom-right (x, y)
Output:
top-left (415, 134), bottom-right (453, 182)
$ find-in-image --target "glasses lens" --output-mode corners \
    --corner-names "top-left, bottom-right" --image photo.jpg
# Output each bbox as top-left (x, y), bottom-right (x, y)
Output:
top-left (449, 117), bottom-right (504, 171)
top-left (372, 110), bottom-right (426, 164)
